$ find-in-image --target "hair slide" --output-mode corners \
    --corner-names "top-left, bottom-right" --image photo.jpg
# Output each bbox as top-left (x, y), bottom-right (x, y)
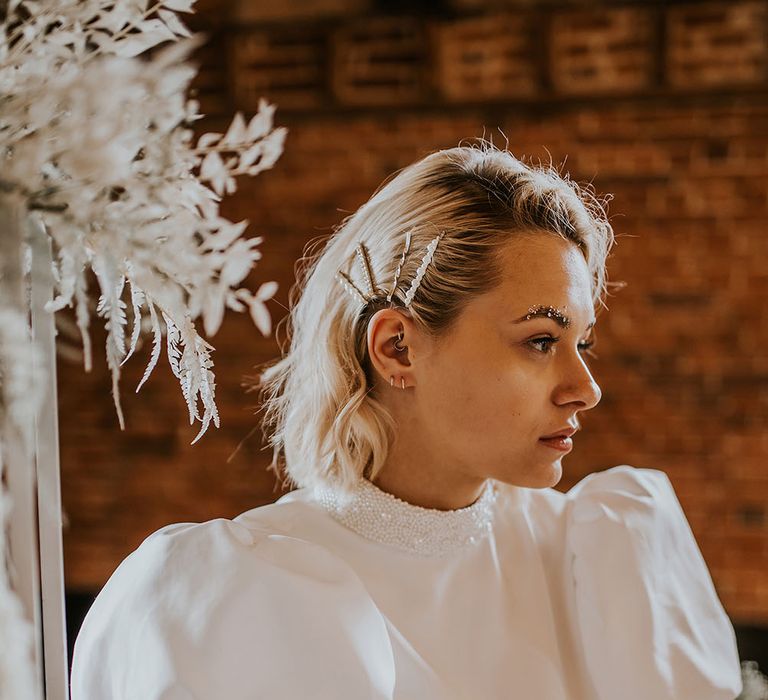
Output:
top-left (402, 231), bottom-right (445, 307)
top-left (387, 228), bottom-right (413, 302)
top-left (354, 242), bottom-right (377, 299)
top-left (335, 270), bottom-right (370, 305)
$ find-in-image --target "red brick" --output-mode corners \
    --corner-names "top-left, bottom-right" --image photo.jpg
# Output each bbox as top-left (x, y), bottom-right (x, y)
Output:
top-left (666, 1), bottom-right (768, 88)
top-left (550, 7), bottom-right (655, 95)
top-left (331, 17), bottom-right (429, 106)
top-left (431, 13), bottom-right (539, 102)
top-left (232, 0), bottom-right (370, 23)
top-left (229, 26), bottom-right (328, 111)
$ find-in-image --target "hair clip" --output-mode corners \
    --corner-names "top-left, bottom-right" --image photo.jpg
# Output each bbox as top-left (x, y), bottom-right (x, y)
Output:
top-left (387, 228), bottom-right (413, 302)
top-left (402, 232), bottom-right (445, 307)
top-left (355, 243), bottom-right (377, 299)
top-left (335, 270), bottom-right (370, 305)
top-left (336, 231), bottom-right (446, 309)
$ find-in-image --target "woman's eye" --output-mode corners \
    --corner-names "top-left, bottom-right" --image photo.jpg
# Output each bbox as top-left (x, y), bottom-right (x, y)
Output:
top-left (529, 336), bottom-right (599, 359)
top-left (579, 340), bottom-right (598, 360)
top-left (529, 336), bottom-right (558, 354)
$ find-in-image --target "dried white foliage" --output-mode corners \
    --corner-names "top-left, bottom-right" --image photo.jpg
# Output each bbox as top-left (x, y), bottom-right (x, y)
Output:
top-left (739, 661), bottom-right (768, 700)
top-left (0, 0), bottom-right (286, 444)
top-left (0, 306), bottom-right (44, 452)
top-left (0, 4), bottom-right (284, 694)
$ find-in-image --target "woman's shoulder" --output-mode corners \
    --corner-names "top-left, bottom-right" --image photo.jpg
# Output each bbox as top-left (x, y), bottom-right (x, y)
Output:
top-left (565, 463), bottom-right (674, 513)
top-left (554, 463), bottom-right (685, 538)
top-left (559, 464), bottom-right (743, 699)
top-left (561, 463), bottom-right (711, 567)
top-left (96, 497), bottom-right (344, 589)
top-left (78, 501), bottom-right (374, 619)
top-left (113, 490), bottom-right (343, 583)
top-left (493, 465), bottom-right (675, 540)
top-left (71, 506), bottom-right (395, 699)
top-left (120, 507), bottom-right (348, 587)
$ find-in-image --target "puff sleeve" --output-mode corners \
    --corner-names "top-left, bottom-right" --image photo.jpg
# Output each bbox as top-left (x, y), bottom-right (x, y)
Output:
top-left (70, 518), bottom-right (395, 700)
top-left (565, 465), bottom-right (743, 700)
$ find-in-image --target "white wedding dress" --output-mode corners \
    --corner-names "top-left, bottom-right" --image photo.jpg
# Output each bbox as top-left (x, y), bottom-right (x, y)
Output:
top-left (70, 464), bottom-right (744, 699)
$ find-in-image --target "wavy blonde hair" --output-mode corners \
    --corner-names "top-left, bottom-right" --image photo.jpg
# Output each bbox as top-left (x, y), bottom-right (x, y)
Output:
top-left (254, 141), bottom-right (618, 497)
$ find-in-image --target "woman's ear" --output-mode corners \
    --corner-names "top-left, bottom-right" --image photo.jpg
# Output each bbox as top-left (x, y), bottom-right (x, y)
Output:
top-left (366, 309), bottom-right (416, 389)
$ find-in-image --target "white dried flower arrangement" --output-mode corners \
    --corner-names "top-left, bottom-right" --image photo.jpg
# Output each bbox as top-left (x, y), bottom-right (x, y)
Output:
top-left (0, 0), bottom-right (286, 444)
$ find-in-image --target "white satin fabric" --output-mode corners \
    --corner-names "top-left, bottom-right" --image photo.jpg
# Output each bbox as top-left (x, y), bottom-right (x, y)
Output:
top-left (70, 465), bottom-right (743, 699)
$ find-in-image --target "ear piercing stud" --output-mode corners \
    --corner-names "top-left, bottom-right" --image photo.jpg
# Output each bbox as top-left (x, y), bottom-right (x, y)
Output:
top-left (390, 329), bottom-right (407, 388)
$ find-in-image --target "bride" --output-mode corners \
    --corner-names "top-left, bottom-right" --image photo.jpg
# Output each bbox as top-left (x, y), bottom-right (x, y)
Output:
top-left (70, 142), bottom-right (745, 699)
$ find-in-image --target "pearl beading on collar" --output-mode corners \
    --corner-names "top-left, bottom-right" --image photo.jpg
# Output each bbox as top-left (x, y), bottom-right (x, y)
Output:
top-left (313, 477), bottom-right (498, 558)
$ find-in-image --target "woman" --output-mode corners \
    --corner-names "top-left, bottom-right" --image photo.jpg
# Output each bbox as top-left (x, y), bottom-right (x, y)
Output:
top-left (71, 143), bottom-right (744, 699)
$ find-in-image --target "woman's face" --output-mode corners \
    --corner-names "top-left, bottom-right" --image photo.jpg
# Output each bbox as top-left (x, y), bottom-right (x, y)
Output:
top-left (410, 233), bottom-right (602, 490)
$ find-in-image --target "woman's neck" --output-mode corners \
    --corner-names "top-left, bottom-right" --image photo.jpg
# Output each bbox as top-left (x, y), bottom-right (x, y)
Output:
top-left (370, 461), bottom-right (488, 511)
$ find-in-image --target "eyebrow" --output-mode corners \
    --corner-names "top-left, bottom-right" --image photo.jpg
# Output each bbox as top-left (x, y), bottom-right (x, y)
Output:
top-left (513, 305), bottom-right (596, 330)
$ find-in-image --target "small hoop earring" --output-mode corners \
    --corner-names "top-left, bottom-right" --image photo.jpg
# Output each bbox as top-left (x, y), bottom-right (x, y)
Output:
top-left (389, 375), bottom-right (407, 390)
top-left (393, 329), bottom-right (406, 352)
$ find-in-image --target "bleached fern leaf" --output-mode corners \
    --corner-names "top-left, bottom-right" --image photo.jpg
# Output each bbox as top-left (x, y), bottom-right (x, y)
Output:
top-left (136, 296), bottom-right (162, 393)
top-left (122, 277), bottom-right (145, 367)
top-left (162, 311), bottom-right (182, 380)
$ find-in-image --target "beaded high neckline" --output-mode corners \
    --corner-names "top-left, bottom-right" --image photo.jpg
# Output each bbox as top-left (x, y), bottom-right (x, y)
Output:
top-left (313, 477), bottom-right (498, 558)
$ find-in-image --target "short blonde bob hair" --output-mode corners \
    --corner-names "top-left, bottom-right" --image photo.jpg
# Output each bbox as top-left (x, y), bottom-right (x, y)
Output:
top-left (255, 141), bottom-right (617, 497)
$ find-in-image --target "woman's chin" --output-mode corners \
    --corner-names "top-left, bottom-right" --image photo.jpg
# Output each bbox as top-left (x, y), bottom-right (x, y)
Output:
top-left (534, 460), bottom-right (562, 488)
top-left (544, 462), bottom-right (563, 487)
top-left (493, 459), bottom-right (562, 490)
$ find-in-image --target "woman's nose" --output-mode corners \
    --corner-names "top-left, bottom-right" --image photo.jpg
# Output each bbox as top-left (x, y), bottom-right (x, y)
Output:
top-left (581, 375), bottom-right (602, 411)
top-left (557, 356), bottom-right (602, 410)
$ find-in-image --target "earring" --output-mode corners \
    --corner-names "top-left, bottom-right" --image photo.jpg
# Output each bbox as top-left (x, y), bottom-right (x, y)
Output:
top-left (389, 375), bottom-right (407, 390)
top-left (393, 329), bottom-right (406, 352)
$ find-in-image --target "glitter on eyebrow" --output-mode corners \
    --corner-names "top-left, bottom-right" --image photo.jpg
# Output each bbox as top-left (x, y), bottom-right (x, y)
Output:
top-left (514, 304), bottom-right (597, 330)
top-left (518, 306), bottom-right (571, 329)
top-left (513, 305), bottom-right (597, 331)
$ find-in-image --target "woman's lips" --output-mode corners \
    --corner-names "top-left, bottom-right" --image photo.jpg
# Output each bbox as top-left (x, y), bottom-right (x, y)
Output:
top-left (538, 436), bottom-right (573, 452)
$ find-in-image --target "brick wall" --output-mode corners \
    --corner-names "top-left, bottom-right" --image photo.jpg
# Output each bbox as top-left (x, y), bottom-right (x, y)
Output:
top-left (60, 0), bottom-right (768, 625)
